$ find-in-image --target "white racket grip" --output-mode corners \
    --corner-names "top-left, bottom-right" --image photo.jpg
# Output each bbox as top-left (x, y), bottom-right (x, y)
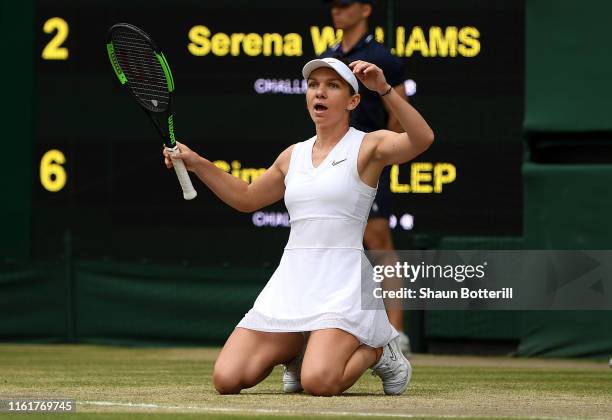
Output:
top-left (168, 146), bottom-right (197, 200)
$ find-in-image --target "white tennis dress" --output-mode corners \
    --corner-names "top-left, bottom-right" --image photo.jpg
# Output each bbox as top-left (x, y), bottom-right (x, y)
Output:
top-left (237, 127), bottom-right (398, 348)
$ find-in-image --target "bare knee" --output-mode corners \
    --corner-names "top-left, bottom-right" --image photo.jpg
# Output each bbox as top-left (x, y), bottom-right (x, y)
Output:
top-left (213, 369), bottom-right (242, 394)
top-left (213, 359), bottom-right (274, 394)
top-left (301, 368), bottom-right (342, 397)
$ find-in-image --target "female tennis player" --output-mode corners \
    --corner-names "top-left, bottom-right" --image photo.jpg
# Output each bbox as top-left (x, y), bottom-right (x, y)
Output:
top-left (163, 58), bottom-right (434, 396)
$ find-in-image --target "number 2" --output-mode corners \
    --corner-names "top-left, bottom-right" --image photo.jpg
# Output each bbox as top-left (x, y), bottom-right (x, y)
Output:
top-left (42, 17), bottom-right (69, 60)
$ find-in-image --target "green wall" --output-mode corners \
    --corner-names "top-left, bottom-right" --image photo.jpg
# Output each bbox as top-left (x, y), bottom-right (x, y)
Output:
top-left (524, 0), bottom-right (612, 132)
top-left (517, 0), bottom-right (612, 359)
top-left (0, 1), bottom-right (33, 259)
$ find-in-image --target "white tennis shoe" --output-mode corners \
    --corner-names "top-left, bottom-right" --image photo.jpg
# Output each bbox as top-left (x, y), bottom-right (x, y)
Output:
top-left (282, 349), bottom-right (304, 393)
top-left (282, 334), bottom-right (308, 393)
top-left (371, 335), bottom-right (412, 395)
top-left (398, 331), bottom-right (412, 357)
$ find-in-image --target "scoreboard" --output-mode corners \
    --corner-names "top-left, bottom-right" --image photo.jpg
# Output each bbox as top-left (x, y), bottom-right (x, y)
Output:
top-left (33, 0), bottom-right (524, 265)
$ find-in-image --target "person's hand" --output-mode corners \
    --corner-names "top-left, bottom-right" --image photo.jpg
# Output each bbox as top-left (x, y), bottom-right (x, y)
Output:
top-left (163, 141), bottom-right (201, 172)
top-left (349, 60), bottom-right (390, 95)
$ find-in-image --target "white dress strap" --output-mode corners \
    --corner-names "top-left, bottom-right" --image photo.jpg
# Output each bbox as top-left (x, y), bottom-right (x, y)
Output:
top-left (346, 129), bottom-right (378, 195)
top-left (284, 136), bottom-right (315, 186)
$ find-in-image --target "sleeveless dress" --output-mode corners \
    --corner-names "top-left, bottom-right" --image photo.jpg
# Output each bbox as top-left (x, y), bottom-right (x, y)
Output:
top-left (237, 127), bottom-right (398, 348)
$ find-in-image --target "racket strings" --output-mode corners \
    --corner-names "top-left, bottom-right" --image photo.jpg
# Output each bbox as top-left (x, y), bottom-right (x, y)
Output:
top-left (111, 29), bottom-right (170, 111)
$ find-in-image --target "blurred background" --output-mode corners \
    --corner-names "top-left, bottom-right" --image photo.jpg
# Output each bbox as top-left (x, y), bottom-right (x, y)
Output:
top-left (1, 0), bottom-right (611, 359)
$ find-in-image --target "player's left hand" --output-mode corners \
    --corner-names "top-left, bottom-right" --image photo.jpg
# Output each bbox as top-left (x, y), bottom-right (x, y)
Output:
top-left (349, 60), bottom-right (390, 95)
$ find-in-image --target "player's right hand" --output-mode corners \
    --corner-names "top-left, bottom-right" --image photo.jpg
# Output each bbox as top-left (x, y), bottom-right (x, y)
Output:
top-left (163, 142), bottom-right (200, 172)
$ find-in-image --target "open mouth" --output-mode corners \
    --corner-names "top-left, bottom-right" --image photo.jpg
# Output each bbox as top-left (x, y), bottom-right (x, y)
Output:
top-left (314, 104), bottom-right (328, 112)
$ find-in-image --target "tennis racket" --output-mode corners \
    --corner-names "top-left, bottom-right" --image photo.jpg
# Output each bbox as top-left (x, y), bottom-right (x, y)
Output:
top-left (106, 23), bottom-right (197, 200)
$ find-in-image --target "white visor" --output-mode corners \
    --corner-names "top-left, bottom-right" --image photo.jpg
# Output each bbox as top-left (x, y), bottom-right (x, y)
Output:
top-left (302, 57), bottom-right (359, 94)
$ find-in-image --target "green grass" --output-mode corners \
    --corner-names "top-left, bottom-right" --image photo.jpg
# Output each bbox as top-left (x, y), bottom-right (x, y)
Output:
top-left (0, 345), bottom-right (610, 419)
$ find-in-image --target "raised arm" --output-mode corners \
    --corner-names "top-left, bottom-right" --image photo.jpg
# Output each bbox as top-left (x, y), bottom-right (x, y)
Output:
top-left (383, 83), bottom-right (407, 133)
top-left (349, 60), bottom-right (434, 166)
top-left (164, 143), bottom-right (293, 213)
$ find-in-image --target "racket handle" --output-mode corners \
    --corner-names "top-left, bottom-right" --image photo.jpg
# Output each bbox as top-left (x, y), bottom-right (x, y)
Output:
top-left (168, 146), bottom-right (197, 200)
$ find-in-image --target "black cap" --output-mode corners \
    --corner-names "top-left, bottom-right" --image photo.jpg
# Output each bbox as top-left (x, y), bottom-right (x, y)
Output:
top-left (324, 0), bottom-right (376, 5)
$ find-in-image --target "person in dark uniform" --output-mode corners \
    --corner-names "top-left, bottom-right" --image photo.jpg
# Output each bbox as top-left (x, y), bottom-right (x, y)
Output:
top-left (321, 0), bottom-right (411, 354)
